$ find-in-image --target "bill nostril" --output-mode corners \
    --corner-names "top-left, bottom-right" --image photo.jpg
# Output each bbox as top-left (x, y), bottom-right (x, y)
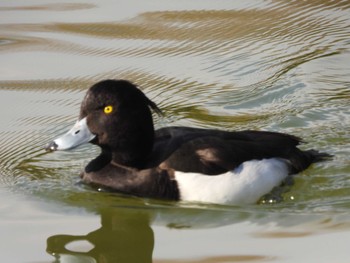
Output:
top-left (75, 130), bottom-right (80, 134)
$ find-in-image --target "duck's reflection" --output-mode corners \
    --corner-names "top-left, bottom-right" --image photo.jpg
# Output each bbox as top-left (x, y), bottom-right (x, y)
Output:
top-left (47, 208), bottom-right (154, 263)
top-left (46, 199), bottom-right (253, 263)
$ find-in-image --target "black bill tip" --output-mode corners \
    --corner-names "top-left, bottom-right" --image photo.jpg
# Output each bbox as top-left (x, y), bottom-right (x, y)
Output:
top-left (45, 141), bottom-right (58, 152)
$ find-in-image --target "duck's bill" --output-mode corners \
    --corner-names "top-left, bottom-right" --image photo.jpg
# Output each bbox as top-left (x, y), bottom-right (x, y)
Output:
top-left (45, 117), bottom-right (95, 152)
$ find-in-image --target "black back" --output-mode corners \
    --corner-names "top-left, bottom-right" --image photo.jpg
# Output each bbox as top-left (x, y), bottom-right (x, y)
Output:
top-left (149, 126), bottom-right (329, 175)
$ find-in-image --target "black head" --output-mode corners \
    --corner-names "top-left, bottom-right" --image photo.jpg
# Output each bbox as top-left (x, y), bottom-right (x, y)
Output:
top-left (80, 79), bottom-right (162, 168)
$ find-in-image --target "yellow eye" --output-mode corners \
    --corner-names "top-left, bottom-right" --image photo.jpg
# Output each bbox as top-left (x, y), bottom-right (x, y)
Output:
top-left (104, 105), bottom-right (113, 114)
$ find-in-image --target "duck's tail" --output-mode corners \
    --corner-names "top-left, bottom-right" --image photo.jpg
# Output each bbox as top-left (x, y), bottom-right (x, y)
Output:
top-left (304, 149), bottom-right (333, 163)
top-left (290, 149), bottom-right (332, 174)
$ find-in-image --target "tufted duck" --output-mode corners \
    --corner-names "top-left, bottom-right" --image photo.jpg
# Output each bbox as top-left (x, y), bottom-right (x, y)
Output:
top-left (45, 79), bottom-right (330, 205)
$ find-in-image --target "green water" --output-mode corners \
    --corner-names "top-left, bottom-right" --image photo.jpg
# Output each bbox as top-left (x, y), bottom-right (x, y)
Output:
top-left (1, 0), bottom-right (350, 262)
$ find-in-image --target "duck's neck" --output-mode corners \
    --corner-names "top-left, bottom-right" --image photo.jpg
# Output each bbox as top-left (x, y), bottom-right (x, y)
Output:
top-left (111, 132), bottom-right (154, 169)
top-left (87, 110), bottom-right (156, 171)
top-left (85, 141), bottom-right (153, 173)
top-left (85, 148), bottom-right (112, 173)
top-left (109, 114), bottom-right (156, 169)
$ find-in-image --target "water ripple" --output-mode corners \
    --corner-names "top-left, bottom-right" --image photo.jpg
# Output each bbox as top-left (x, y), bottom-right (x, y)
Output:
top-left (0, 0), bottom-right (349, 215)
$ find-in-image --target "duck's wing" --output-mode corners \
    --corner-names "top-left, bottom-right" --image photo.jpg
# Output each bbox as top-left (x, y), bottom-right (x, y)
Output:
top-left (150, 126), bottom-right (328, 175)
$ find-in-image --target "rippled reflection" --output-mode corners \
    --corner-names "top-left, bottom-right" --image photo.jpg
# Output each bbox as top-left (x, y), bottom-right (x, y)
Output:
top-left (46, 200), bottom-right (350, 262)
top-left (47, 208), bottom-right (154, 263)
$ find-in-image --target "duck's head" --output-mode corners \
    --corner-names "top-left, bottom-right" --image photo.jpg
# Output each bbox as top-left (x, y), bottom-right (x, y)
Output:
top-left (46, 79), bottom-right (162, 168)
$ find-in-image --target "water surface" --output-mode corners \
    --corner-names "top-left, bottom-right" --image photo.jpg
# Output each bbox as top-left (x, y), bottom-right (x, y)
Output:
top-left (1, 0), bottom-right (350, 262)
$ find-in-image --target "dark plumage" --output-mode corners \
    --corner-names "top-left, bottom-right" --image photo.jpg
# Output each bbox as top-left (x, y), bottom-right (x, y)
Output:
top-left (46, 79), bottom-right (330, 204)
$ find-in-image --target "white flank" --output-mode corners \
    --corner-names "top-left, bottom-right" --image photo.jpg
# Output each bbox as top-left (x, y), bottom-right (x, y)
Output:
top-left (174, 158), bottom-right (290, 205)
